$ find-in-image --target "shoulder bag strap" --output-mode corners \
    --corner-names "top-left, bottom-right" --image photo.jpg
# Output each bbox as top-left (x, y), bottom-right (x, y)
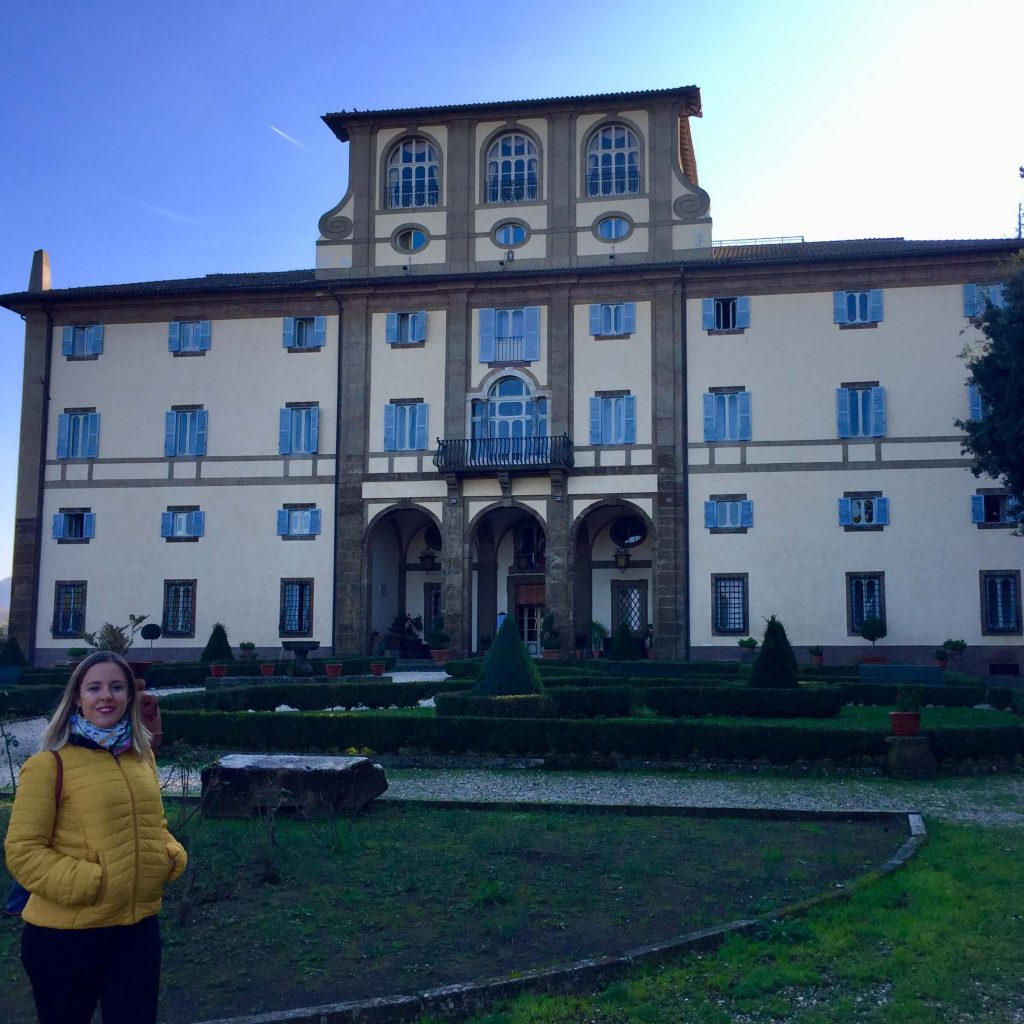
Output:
top-left (51, 750), bottom-right (63, 811)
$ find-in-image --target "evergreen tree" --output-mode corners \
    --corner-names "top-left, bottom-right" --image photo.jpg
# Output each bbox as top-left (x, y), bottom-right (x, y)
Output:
top-left (0, 633), bottom-right (28, 668)
top-left (200, 622), bottom-right (234, 663)
top-left (609, 621), bottom-right (640, 660)
top-left (749, 615), bottom-right (799, 688)
top-left (472, 614), bottom-right (543, 696)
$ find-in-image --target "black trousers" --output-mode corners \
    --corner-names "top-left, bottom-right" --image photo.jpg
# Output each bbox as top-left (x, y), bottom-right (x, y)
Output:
top-left (21, 915), bottom-right (161, 1024)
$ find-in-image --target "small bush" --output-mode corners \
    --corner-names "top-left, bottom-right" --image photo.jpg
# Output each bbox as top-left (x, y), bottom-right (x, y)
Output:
top-left (473, 615), bottom-right (543, 696)
top-left (609, 622), bottom-right (640, 661)
top-left (0, 635), bottom-right (28, 668)
top-left (750, 615), bottom-right (799, 689)
top-left (200, 623), bottom-right (234, 663)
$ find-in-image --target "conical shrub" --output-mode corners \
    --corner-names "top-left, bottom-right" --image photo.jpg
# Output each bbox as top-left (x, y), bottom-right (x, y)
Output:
top-left (473, 614), bottom-right (543, 696)
top-left (749, 614), bottom-right (799, 688)
top-left (200, 622), bottom-right (234, 663)
top-left (609, 621), bottom-right (640, 660)
top-left (0, 633), bottom-right (28, 668)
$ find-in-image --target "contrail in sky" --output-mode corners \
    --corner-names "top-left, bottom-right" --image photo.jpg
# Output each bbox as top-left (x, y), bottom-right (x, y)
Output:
top-left (269, 125), bottom-right (307, 150)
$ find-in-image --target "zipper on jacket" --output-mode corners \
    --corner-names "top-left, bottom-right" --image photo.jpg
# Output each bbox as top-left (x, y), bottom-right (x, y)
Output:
top-left (112, 751), bottom-right (141, 921)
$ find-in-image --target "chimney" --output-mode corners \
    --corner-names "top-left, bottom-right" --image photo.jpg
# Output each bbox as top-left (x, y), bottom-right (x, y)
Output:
top-left (29, 249), bottom-right (51, 292)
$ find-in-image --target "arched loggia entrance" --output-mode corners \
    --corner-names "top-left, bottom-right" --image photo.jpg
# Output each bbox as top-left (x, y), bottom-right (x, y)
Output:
top-left (364, 506), bottom-right (443, 656)
top-left (469, 504), bottom-right (547, 655)
top-left (572, 501), bottom-right (654, 656)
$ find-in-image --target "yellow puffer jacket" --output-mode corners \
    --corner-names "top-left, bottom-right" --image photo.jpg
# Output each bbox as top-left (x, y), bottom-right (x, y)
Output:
top-left (4, 738), bottom-right (187, 929)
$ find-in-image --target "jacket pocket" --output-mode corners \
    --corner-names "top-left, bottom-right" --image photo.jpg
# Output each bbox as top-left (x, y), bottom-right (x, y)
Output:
top-left (89, 850), bottom-right (106, 906)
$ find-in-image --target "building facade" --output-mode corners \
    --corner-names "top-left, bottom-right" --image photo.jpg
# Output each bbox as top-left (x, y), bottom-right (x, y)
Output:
top-left (3, 86), bottom-right (1022, 674)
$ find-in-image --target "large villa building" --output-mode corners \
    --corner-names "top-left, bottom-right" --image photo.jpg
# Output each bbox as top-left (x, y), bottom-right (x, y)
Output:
top-left (3, 86), bottom-right (1022, 674)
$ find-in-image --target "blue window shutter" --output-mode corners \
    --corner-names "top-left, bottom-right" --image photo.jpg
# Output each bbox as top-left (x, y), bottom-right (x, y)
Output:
top-left (875, 497), bottom-right (890, 525)
top-left (57, 414), bottom-right (70, 458)
top-left (412, 311), bottom-right (427, 343)
top-left (589, 397), bottom-right (602, 444)
top-left (836, 389), bottom-right (851, 438)
top-left (623, 396), bottom-right (637, 443)
top-left (833, 292), bottom-right (848, 325)
top-left (479, 308), bottom-right (496, 362)
top-left (164, 412), bottom-right (177, 456)
top-left (523, 306), bottom-right (541, 361)
top-left (735, 296), bottom-right (751, 329)
top-left (197, 321), bottom-right (212, 351)
top-left (971, 494), bottom-right (985, 523)
top-left (702, 393), bottom-right (716, 442)
top-left (277, 509), bottom-right (290, 536)
top-left (738, 392), bottom-right (752, 441)
top-left (279, 409), bottom-right (292, 454)
top-left (383, 404), bottom-right (397, 451)
top-left (415, 403), bottom-right (428, 450)
top-left (80, 512), bottom-right (95, 539)
top-left (309, 406), bottom-right (320, 452)
top-left (312, 316), bottom-right (327, 347)
top-left (704, 501), bottom-right (717, 529)
top-left (623, 302), bottom-right (636, 334)
top-left (963, 284), bottom-right (978, 317)
top-left (52, 514), bottom-right (65, 540)
top-left (195, 410), bottom-right (208, 455)
top-left (87, 325), bottom-right (104, 355)
top-left (589, 304), bottom-right (602, 336)
top-left (868, 289), bottom-right (884, 323)
top-left (838, 498), bottom-right (853, 525)
top-left (85, 413), bottom-right (100, 458)
top-left (385, 313), bottom-right (399, 345)
top-left (191, 511), bottom-right (205, 537)
top-left (309, 509), bottom-right (322, 536)
top-left (968, 384), bottom-right (983, 420)
top-left (160, 512), bottom-right (174, 537)
top-left (740, 500), bottom-right (753, 528)
top-left (870, 387), bottom-right (886, 437)
top-left (701, 298), bottom-right (715, 330)
top-left (168, 322), bottom-right (181, 352)
top-left (282, 317), bottom-right (296, 349)
top-left (61, 327), bottom-right (74, 356)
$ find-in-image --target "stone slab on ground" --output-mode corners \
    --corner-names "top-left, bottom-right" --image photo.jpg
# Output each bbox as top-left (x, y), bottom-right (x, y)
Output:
top-left (200, 753), bottom-right (388, 817)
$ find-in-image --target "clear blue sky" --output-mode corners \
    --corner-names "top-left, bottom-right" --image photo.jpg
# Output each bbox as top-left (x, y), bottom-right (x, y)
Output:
top-left (1, 0), bottom-right (1021, 580)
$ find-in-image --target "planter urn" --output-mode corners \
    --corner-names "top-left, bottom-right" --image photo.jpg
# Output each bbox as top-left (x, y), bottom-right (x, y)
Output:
top-left (430, 649), bottom-right (451, 666)
top-left (889, 711), bottom-right (922, 737)
top-left (370, 661), bottom-right (386, 677)
top-left (260, 662), bottom-right (276, 677)
top-left (210, 663), bottom-right (228, 678)
top-left (325, 662), bottom-right (344, 677)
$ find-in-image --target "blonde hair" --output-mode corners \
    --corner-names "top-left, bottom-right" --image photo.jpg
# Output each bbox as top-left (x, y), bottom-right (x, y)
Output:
top-left (40, 651), bottom-right (152, 757)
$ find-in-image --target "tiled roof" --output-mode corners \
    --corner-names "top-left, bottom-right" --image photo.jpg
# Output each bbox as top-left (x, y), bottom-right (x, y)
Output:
top-left (702, 237), bottom-right (1020, 266)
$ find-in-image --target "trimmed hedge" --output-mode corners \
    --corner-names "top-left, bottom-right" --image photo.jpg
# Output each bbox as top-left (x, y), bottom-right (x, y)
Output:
top-left (840, 682), bottom-right (988, 707)
top-left (437, 687), bottom-right (634, 720)
top-left (434, 693), bottom-right (554, 719)
top-left (640, 686), bottom-right (843, 719)
top-left (0, 685), bottom-right (65, 717)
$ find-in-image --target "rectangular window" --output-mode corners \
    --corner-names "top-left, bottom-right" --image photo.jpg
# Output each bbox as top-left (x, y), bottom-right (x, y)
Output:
top-left (279, 404), bottom-right (319, 455)
top-left (963, 283), bottom-right (1006, 318)
top-left (847, 572), bottom-right (885, 634)
top-left (611, 579), bottom-right (648, 635)
top-left (53, 509), bottom-right (95, 543)
top-left (971, 492), bottom-right (1020, 528)
top-left (56, 411), bottom-right (100, 459)
top-left (589, 303), bottom-right (637, 337)
top-left (61, 325), bottom-right (103, 359)
top-left (712, 575), bottom-right (748, 635)
top-left (479, 306), bottom-right (541, 362)
top-left (589, 394), bottom-right (636, 445)
top-left (701, 297), bottom-right (750, 332)
top-left (385, 311), bottom-right (427, 346)
top-left (702, 390), bottom-right (751, 442)
top-left (164, 408), bottom-right (208, 457)
top-left (277, 506), bottom-right (322, 539)
top-left (704, 497), bottom-right (753, 532)
top-left (384, 401), bottom-right (429, 452)
top-left (168, 320), bottom-right (212, 354)
top-left (161, 508), bottom-right (204, 541)
top-left (836, 385), bottom-right (885, 438)
top-left (162, 580), bottom-right (196, 638)
top-left (52, 581), bottom-right (86, 638)
top-left (981, 571), bottom-right (1021, 635)
top-left (833, 290), bottom-right (883, 325)
top-left (839, 494), bottom-right (890, 529)
top-left (283, 316), bottom-right (326, 350)
top-left (280, 579), bottom-right (313, 636)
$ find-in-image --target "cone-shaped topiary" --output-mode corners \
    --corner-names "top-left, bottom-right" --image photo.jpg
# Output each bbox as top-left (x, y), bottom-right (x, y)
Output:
top-left (0, 633), bottom-right (28, 668)
top-left (472, 614), bottom-right (543, 696)
top-left (200, 622), bottom-right (235, 663)
top-left (609, 621), bottom-right (640, 660)
top-left (750, 614), bottom-right (799, 688)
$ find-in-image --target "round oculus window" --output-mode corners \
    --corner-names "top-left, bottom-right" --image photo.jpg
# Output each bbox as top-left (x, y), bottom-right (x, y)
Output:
top-left (394, 228), bottom-right (428, 253)
top-left (596, 216), bottom-right (629, 241)
top-left (609, 516), bottom-right (647, 548)
top-left (495, 222), bottom-right (527, 247)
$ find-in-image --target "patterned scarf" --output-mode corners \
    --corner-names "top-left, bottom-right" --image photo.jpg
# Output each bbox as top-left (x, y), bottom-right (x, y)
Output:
top-left (70, 711), bottom-right (133, 755)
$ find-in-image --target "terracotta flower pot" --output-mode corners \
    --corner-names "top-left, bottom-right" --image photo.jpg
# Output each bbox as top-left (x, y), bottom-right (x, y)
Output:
top-left (370, 662), bottom-right (386, 677)
top-left (210, 663), bottom-right (228, 678)
top-left (430, 649), bottom-right (451, 665)
top-left (811, 655), bottom-right (824, 668)
top-left (260, 662), bottom-right (276, 676)
top-left (860, 655), bottom-right (887, 664)
top-left (889, 711), bottom-right (921, 737)
top-left (325, 662), bottom-right (343, 677)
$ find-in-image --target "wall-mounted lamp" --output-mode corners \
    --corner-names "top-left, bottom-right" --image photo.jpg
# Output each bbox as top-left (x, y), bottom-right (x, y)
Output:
top-left (418, 551), bottom-right (439, 572)
top-left (614, 548), bottom-right (631, 572)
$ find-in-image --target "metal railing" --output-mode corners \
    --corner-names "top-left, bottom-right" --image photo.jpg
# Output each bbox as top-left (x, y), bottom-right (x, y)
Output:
top-left (433, 434), bottom-right (574, 473)
top-left (493, 335), bottom-right (525, 362)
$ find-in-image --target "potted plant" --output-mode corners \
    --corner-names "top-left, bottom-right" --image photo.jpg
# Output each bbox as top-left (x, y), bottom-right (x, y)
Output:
top-left (933, 648), bottom-right (949, 670)
top-left (369, 661), bottom-right (386, 677)
top-left (859, 617), bottom-right (887, 662)
top-left (943, 638), bottom-right (967, 671)
top-left (808, 645), bottom-right (824, 668)
top-left (589, 620), bottom-right (608, 658)
top-left (210, 660), bottom-right (229, 679)
top-left (425, 617), bottom-right (451, 665)
top-left (574, 633), bottom-right (588, 659)
top-left (890, 685), bottom-right (922, 736)
top-left (540, 612), bottom-right (561, 659)
top-left (325, 660), bottom-right (344, 677)
top-left (67, 645), bottom-right (89, 669)
top-left (738, 636), bottom-right (758, 663)
top-left (238, 641), bottom-right (257, 663)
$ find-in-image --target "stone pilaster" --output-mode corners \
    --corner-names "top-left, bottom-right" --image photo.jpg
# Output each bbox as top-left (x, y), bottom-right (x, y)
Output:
top-left (548, 110), bottom-right (574, 266)
top-left (441, 475), bottom-right (470, 656)
top-left (545, 471), bottom-right (572, 656)
top-left (649, 103), bottom-right (676, 261)
top-left (444, 118), bottom-right (474, 273)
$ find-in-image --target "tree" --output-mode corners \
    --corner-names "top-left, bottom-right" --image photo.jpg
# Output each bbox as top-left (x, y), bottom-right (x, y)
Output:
top-left (200, 622), bottom-right (234, 663)
top-left (609, 621), bottom-right (640, 660)
top-left (472, 614), bottom-right (543, 696)
top-left (957, 254), bottom-right (1024, 532)
top-left (749, 615), bottom-right (798, 689)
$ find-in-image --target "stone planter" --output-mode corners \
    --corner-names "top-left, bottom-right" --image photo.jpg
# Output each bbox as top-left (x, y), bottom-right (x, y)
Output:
top-left (325, 662), bottom-right (344, 677)
top-left (260, 662), bottom-right (276, 676)
top-left (889, 711), bottom-right (921, 737)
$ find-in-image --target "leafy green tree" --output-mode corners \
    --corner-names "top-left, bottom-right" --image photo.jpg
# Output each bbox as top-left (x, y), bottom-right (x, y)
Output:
top-left (609, 621), bottom-right (640, 661)
top-left (957, 255), bottom-right (1024, 532)
top-left (200, 622), bottom-right (235, 663)
top-left (472, 614), bottom-right (542, 696)
top-left (749, 615), bottom-right (799, 689)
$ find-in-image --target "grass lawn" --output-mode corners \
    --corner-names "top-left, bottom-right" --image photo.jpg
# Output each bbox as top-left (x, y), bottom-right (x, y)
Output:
top-left (0, 801), bottom-right (905, 1023)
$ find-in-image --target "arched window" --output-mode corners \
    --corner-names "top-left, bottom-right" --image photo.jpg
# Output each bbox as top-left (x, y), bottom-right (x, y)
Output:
top-left (470, 377), bottom-right (549, 468)
top-left (586, 124), bottom-right (641, 197)
top-left (485, 132), bottom-right (538, 203)
top-left (387, 137), bottom-right (440, 209)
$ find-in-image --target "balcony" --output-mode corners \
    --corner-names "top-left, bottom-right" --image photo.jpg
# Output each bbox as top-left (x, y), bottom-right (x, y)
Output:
top-left (433, 435), bottom-right (574, 475)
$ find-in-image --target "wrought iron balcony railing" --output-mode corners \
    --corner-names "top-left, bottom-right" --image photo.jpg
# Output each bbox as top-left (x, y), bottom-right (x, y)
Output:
top-left (433, 435), bottom-right (574, 474)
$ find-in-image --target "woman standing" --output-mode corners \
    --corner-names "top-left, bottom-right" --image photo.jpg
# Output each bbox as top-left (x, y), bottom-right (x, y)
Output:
top-left (4, 651), bottom-right (187, 1024)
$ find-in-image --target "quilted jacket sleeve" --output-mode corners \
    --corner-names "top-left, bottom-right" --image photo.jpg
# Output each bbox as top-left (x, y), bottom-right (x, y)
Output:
top-left (148, 752), bottom-right (187, 883)
top-left (4, 752), bottom-right (103, 907)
